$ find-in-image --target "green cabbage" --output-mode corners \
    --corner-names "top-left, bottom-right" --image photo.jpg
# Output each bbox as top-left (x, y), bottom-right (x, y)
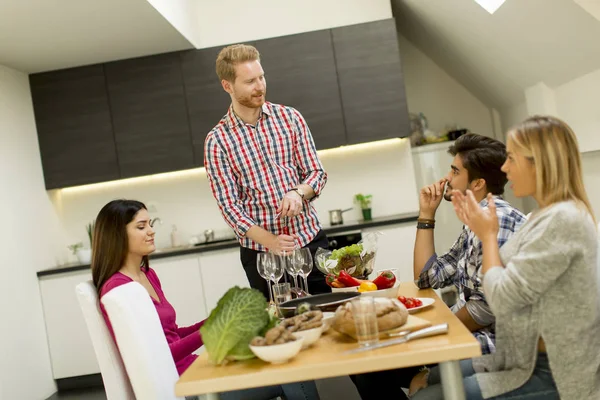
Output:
top-left (200, 287), bottom-right (269, 365)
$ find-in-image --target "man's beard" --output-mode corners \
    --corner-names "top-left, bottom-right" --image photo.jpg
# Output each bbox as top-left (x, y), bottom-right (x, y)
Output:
top-left (236, 90), bottom-right (266, 109)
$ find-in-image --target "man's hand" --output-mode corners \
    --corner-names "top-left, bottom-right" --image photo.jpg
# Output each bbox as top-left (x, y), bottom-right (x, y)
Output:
top-left (419, 178), bottom-right (447, 219)
top-left (277, 190), bottom-right (303, 217)
top-left (268, 233), bottom-right (298, 255)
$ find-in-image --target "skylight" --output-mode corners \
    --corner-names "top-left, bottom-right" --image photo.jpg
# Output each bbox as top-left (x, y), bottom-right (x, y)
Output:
top-left (474, 0), bottom-right (507, 14)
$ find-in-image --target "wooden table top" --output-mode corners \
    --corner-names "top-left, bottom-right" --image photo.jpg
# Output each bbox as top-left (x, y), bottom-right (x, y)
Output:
top-left (176, 282), bottom-right (481, 397)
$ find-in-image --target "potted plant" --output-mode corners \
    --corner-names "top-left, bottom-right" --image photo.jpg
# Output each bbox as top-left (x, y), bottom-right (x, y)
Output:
top-left (354, 194), bottom-right (373, 221)
top-left (67, 242), bottom-right (91, 264)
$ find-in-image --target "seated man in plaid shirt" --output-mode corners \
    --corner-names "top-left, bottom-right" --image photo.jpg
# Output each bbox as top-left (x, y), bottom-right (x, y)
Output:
top-left (414, 133), bottom-right (527, 355)
top-left (351, 134), bottom-right (527, 400)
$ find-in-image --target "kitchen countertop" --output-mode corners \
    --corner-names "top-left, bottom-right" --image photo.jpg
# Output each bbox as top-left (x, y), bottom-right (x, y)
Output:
top-left (37, 212), bottom-right (419, 278)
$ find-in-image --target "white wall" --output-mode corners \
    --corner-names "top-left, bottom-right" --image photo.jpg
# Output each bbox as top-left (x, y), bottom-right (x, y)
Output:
top-left (554, 68), bottom-right (600, 154)
top-left (0, 65), bottom-right (64, 400)
top-left (145, 0), bottom-right (201, 47)
top-left (192, 0), bottom-right (393, 48)
top-left (54, 139), bottom-right (419, 253)
top-left (397, 34), bottom-right (495, 138)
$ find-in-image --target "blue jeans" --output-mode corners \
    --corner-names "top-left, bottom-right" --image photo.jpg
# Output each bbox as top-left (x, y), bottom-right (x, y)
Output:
top-left (412, 353), bottom-right (559, 400)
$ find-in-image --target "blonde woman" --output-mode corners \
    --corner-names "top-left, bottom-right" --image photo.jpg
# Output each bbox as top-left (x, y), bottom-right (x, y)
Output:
top-left (411, 116), bottom-right (600, 400)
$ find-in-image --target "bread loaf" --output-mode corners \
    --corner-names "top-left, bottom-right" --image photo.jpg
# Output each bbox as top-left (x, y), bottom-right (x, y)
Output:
top-left (332, 298), bottom-right (408, 337)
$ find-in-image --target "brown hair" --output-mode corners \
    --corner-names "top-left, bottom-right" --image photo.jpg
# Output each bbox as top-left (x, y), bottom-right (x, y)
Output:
top-left (507, 115), bottom-right (595, 222)
top-left (215, 44), bottom-right (260, 82)
top-left (91, 199), bottom-right (149, 293)
top-left (448, 133), bottom-right (508, 195)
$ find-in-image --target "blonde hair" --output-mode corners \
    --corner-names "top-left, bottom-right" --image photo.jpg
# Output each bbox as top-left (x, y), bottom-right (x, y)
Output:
top-left (215, 44), bottom-right (260, 82)
top-left (507, 115), bottom-right (595, 222)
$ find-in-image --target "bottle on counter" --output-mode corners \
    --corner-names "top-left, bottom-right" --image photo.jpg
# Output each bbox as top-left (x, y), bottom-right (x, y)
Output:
top-left (170, 225), bottom-right (181, 248)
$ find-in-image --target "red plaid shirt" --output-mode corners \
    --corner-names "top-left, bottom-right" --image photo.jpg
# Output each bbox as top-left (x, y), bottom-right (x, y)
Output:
top-left (204, 102), bottom-right (328, 251)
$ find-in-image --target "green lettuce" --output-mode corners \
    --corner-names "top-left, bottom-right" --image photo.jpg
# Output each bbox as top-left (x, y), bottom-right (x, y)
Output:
top-left (200, 286), bottom-right (268, 365)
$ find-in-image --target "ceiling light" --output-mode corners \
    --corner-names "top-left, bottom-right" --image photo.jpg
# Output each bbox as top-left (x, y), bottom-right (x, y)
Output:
top-left (474, 0), bottom-right (507, 14)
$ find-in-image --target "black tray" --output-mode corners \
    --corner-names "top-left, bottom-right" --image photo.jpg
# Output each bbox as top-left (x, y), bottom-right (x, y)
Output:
top-left (279, 292), bottom-right (360, 316)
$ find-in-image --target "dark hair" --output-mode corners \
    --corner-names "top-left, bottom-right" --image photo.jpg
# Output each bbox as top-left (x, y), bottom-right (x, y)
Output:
top-left (91, 199), bottom-right (149, 293)
top-left (448, 133), bottom-right (508, 195)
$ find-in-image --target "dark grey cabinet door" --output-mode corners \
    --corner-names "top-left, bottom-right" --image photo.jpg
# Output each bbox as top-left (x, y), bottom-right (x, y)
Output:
top-left (180, 47), bottom-right (232, 166)
top-left (105, 52), bottom-right (194, 178)
top-left (256, 30), bottom-right (346, 150)
top-left (332, 19), bottom-right (411, 144)
top-left (30, 65), bottom-right (120, 189)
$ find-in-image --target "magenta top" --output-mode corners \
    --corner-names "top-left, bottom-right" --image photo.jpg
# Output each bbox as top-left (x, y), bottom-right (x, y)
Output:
top-left (99, 267), bottom-right (205, 375)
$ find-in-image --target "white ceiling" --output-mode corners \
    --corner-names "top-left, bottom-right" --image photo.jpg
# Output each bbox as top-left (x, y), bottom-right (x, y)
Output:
top-left (393, 0), bottom-right (600, 108)
top-left (0, 0), bottom-right (193, 73)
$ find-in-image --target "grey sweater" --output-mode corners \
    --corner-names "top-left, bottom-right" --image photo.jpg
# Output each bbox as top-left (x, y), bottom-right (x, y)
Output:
top-left (473, 201), bottom-right (600, 399)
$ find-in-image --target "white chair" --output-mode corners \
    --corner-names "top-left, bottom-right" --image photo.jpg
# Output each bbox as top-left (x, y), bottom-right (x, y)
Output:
top-left (101, 282), bottom-right (184, 400)
top-left (75, 281), bottom-right (135, 400)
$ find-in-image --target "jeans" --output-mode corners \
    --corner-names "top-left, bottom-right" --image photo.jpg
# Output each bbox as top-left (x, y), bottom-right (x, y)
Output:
top-left (185, 380), bottom-right (320, 400)
top-left (411, 353), bottom-right (559, 400)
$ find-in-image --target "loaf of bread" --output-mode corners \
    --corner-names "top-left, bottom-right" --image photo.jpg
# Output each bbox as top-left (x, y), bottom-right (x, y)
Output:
top-left (332, 298), bottom-right (408, 337)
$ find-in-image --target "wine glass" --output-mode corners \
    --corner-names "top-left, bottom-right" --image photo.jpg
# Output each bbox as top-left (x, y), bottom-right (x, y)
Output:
top-left (285, 251), bottom-right (302, 290)
top-left (257, 252), bottom-right (274, 304)
top-left (267, 252), bottom-right (284, 291)
top-left (296, 248), bottom-right (314, 295)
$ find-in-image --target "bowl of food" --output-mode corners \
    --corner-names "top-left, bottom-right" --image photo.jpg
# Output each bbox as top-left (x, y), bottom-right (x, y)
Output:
top-left (278, 308), bottom-right (325, 349)
top-left (315, 232), bottom-right (380, 280)
top-left (250, 327), bottom-right (304, 364)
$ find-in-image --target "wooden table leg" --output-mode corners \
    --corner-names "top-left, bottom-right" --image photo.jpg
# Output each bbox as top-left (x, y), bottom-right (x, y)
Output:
top-left (439, 360), bottom-right (466, 400)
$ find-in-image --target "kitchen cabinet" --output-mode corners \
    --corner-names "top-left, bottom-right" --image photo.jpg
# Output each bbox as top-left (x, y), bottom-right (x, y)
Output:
top-left (105, 52), bottom-right (195, 178)
top-left (31, 19), bottom-right (410, 188)
top-left (256, 30), bottom-right (346, 150)
top-left (332, 19), bottom-right (411, 144)
top-left (180, 46), bottom-right (235, 166)
top-left (39, 270), bottom-right (100, 378)
top-left (150, 256), bottom-right (208, 326)
top-left (29, 65), bottom-right (120, 189)
top-left (198, 248), bottom-right (250, 313)
top-left (362, 222), bottom-right (416, 284)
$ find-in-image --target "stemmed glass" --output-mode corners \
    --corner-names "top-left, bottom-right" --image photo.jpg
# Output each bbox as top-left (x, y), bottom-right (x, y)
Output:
top-left (257, 252), bottom-right (276, 304)
top-left (266, 253), bottom-right (284, 296)
top-left (295, 248), bottom-right (314, 295)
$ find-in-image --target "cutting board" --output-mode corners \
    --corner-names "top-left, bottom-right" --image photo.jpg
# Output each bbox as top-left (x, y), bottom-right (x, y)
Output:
top-left (333, 314), bottom-right (432, 340)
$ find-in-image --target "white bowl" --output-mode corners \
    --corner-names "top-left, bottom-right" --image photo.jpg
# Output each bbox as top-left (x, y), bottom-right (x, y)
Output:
top-left (292, 325), bottom-right (324, 348)
top-left (249, 337), bottom-right (304, 364)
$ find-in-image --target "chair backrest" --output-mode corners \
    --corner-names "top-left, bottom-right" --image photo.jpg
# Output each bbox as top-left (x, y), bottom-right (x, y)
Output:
top-left (101, 282), bottom-right (183, 400)
top-left (75, 281), bottom-right (135, 400)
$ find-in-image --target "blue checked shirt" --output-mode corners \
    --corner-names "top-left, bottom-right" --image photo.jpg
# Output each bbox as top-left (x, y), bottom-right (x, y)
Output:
top-left (417, 196), bottom-right (527, 354)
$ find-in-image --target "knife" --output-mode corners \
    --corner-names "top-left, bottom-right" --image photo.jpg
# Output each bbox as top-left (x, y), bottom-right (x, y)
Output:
top-left (343, 324), bottom-right (449, 355)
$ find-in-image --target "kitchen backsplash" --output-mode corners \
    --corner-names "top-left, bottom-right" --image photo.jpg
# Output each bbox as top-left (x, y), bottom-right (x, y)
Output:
top-left (51, 138), bottom-right (419, 257)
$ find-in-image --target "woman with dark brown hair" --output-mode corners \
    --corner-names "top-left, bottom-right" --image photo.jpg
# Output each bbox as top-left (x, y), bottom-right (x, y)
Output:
top-left (92, 199), bottom-right (320, 400)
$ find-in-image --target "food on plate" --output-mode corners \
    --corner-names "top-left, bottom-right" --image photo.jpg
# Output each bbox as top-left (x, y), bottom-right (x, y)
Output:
top-left (372, 270), bottom-right (396, 289)
top-left (326, 274), bottom-right (345, 288)
top-left (200, 286), bottom-right (271, 364)
top-left (250, 325), bottom-right (296, 346)
top-left (326, 270), bottom-right (396, 292)
top-left (251, 309), bottom-right (323, 346)
top-left (398, 296), bottom-right (423, 309)
top-left (281, 310), bottom-right (323, 332)
top-left (332, 298), bottom-right (408, 337)
top-left (357, 281), bottom-right (378, 293)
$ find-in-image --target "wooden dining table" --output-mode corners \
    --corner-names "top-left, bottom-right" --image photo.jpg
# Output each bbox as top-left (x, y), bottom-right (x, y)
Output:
top-left (176, 282), bottom-right (482, 400)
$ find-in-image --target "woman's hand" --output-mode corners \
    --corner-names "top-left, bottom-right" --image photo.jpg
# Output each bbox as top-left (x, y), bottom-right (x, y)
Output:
top-left (451, 190), bottom-right (499, 241)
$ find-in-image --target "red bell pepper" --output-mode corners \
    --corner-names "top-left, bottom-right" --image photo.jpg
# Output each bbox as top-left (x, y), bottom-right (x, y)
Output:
top-left (372, 270), bottom-right (396, 289)
top-left (338, 270), bottom-right (362, 287)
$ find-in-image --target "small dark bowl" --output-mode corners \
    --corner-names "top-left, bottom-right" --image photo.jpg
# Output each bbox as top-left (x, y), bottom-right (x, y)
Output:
top-left (279, 292), bottom-right (360, 318)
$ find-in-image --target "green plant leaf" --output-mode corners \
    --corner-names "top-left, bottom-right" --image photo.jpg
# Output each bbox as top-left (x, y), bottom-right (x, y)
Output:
top-left (200, 287), bottom-right (268, 365)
